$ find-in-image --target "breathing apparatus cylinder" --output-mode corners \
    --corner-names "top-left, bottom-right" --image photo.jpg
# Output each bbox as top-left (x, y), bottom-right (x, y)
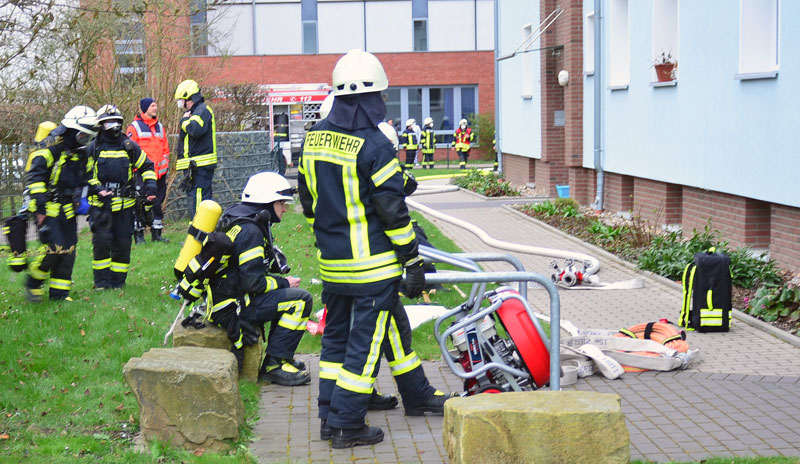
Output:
top-left (173, 199), bottom-right (222, 279)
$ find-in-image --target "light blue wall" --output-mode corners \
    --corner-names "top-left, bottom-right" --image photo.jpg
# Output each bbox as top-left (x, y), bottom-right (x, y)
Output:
top-left (496, 2), bottom-right (541, 159)
top-left (584, 0), bottom-right (800, 208)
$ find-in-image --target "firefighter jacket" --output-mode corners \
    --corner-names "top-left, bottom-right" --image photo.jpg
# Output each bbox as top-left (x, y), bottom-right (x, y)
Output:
top-left (297, 119), bottom-right (420, 296)
top-left (25, 126), bottom-right (93, 221)
top-left (452, 127), bottom-right (474, 152)
top-left (420, 127), bottom-right (436, 154)
top-left (87, 134), bottom-right (156, 212)
top-left (127, 114), bottom-right (170, 179)
top-left (401, 127), bottom-right (418, 150)
top-left (176, 100), bottom-right (217, 170)
top-left (206, 214), bottom-right (290, 315)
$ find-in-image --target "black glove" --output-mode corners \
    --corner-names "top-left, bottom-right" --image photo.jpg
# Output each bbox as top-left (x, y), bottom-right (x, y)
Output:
top-left (239, 319), bottom-right (261, 346)
top-left (403, 256), bottom-right (425, 299)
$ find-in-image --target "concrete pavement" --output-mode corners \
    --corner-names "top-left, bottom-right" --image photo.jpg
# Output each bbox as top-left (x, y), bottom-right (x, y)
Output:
top-left (250, 178), bottom-right (800, 463)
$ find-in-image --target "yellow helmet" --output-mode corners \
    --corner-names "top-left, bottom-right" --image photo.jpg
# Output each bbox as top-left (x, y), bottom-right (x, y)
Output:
top-left (174, 79), bottom-right (201, 100)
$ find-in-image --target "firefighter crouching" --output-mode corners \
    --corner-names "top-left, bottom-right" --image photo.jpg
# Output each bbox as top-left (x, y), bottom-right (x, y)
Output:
top-left (23, 106), bottom-right (99, 302)
top-left (86, 105), bottom-right (156, 290)
top-left (177, 172), bottom-right (312, 386)
top-left (298, 49), bottom-right (431, 449)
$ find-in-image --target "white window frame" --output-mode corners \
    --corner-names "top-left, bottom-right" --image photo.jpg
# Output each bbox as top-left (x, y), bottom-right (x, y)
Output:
top-left (609, 0), bottom-right (629, 89)
top-left (738, 0), bottom-right (780, 78)
top-left (521, 23), bottom-right (533, 99)
top-left (585, 12), bottom-right (595, 75)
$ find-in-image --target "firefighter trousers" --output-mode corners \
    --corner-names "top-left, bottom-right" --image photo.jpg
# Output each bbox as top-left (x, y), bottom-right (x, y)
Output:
top-left (381, 299), bottom-right (436, 410)
top-left (318, 280), bottom-right (398, 429)
top-left (404, 149), bottom-right (416, 170)
top-left (27, 210), bottom-right (77, 300)
top-left (187, 166), bottom-right (215, 219)
top-left (457, 150), bottom-right (470, 169)
top-left (90, 205), bottom-right (133, 288)
top-left (241, 288), bottom-right (313, 360)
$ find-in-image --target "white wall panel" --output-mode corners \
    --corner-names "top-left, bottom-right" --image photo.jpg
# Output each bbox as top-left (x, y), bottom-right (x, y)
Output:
top-left (209, 4), bottom-right (253, 56)
top-left (318, 3), bottom-right (365, 53)
top-left (476, 0), bottom-right (494, 50)
top-left (256, 4), bottom-right (302, 54)
top-left (429, 1), bottom-right (475, 51)
top-left (366, 1), bottom-right (412, 52)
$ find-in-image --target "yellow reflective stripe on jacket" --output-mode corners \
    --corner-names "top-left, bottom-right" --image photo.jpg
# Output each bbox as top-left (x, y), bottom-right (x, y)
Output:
top-left (317, 249), bottom-right (403, 284)
top-left (384, 222), bottom-right (416, 247)
top-left (239, 246), bottom-right (264, 265)
top-left (29, 182), bottom-right (47, 194)
top-left (176, 157), bottom-right (190, 170)
top-left (191, 153), bottom-right (217, 166)
top-left (182, 114), bottom-right (204, 131)
top-left (264, 276), bottom-right (279, 292)
top-left (371, 158), bottom-right (401, 187)
top-left (26, 148), bottom-right (54, 172)
top-left (319, 361), bottom-right (342, 381)
top-left (342, 164), bottom-right (370, 257)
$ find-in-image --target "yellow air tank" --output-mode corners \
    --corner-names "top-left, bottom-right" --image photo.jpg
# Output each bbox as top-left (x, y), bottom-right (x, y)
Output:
top-left (35, 121), bottom-right (58, 142)
top-left (174, 199), bottom-right (222, 278)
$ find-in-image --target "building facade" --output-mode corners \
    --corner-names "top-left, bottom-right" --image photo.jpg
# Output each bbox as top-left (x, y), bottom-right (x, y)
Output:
top-left (192, 0), bottom-right (496, 158)
top-left (497, 0), bottom-right (800, 272)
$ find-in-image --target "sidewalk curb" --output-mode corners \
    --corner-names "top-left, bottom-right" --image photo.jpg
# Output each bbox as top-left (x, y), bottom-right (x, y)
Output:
top-left (501, 204), bottom-right (800, 349)
top-left (455, 186), bottom-right (545, 202)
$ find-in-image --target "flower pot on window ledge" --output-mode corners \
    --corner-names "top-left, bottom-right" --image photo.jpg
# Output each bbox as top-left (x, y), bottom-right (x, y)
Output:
top-left (655, 63), bottom-right (676, 82)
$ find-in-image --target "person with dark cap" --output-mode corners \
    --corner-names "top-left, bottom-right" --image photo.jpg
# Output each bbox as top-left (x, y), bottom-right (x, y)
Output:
top-left (298, 49), bottom-right (435, 449)
top-left (127, 98), bottom-right (171, 243)
top-left (174, 79), bottom-right (217, 218)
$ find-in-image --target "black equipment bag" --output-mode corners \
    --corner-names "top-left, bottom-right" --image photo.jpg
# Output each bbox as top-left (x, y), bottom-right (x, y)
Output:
top-left (680, 248), bottom-right (731, 332)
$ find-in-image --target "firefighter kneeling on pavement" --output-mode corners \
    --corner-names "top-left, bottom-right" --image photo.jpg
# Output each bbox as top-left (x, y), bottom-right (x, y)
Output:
top-left (178, 172), bottom-right (312, 386)
top-left (87, 105), bottom-right (156, 289)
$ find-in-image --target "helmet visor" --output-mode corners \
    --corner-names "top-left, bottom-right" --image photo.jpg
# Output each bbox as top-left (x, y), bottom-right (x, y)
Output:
top-left (103, 122), bottom-right (121, 131)
top-left (75, 131), bottom-right (95, 147)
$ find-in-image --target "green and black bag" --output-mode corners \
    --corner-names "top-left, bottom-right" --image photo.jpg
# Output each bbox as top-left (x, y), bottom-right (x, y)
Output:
top-left (680, 247), bottom-right (731, 332)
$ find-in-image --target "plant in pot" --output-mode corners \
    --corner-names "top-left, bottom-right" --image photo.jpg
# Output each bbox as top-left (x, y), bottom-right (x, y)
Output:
top-left (653, 51), bottom-right (677, 82)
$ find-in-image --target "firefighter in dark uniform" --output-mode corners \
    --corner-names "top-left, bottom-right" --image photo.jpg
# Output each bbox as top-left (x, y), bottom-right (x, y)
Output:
top-left (178, 172), bottom-right (312, 385)
top-left (87, 105), bottom-right (156, 289)
top-left (400, 118), bottom-right (417, 170)
top-left (451, 118), bottom-right (474, 169)
top-left (298, 49), bottom-right (438, 449)
top-left (23, 106), bottom-right (99, 302)
top-left (174, 79), bottom-right (217, 218)
top-left (420, 117), bottom-right (436, 169)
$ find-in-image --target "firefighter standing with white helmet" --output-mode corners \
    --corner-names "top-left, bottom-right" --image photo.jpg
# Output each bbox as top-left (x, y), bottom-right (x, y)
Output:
top-left (400, 118), bottom-right (418, 170)
top-left (86, 105), bottom-right (156, 289)
top-left (298, 49), bottom-right (439, 449)
top-left (452, 118), bottom-right (474, 169)
top-left (174, 79), bottom-right (217, 218)
top-left (420, 117), bottom-right (436, 169)
top-left (23, 106), bottom-right (99, 302)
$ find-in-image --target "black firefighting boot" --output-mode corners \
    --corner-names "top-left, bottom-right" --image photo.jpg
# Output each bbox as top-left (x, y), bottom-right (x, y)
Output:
top-left (330, 425), bottom-right (384, 449)
top-left (367, 390), bottom-right (398, 410)
top-left (151, 228), bottom-right (169, 243)
top-left (258, 355), bottom-right (310, 386)
top-left (404, 390), bottom-right (454, 416)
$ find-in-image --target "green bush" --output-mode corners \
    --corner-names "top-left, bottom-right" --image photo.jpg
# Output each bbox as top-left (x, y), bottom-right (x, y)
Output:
top-left (746, 285), bottom-right (800, 326)
top-left (453, 170), bottom-right (520, 197)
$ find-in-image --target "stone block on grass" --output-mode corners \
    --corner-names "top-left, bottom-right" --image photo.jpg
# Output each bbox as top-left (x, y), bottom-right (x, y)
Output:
top-left (173, 322), bottom-right (263, 382)
top-left (123, 347), bottom-right (244, 452)
top-left (443, 391), bottom-right (629, 464)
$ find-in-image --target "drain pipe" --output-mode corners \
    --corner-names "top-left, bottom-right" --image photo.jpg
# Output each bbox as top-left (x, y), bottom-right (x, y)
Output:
top-left (493, 0), bottom-right (502, 173)
top-left (591, 0), bottom-right (605, 211)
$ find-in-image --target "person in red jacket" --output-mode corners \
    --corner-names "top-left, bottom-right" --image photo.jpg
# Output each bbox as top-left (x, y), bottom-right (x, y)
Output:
top-left (127, 98), bottom-right (171, 243)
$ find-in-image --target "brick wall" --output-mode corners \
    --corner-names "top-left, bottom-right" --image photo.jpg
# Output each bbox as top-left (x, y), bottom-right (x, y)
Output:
top-left (569, 167), bottom-right (595, 205)
top-left (194, 51), bottom-right (496, 117)
top-left (501, 153), bottom-right (536, 187)
top-left (683, 187), bottom-right (770, 248)
top-left (631, 178), bottom-right (682, 226)
top-left (771, 204), bottom-right (800, 270)
top-left (603, 172), bottom-right (634, 213)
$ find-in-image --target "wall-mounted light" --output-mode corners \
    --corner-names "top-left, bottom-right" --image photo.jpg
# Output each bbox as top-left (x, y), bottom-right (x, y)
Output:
top-left (558, 70), bottom-right (569, 87)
